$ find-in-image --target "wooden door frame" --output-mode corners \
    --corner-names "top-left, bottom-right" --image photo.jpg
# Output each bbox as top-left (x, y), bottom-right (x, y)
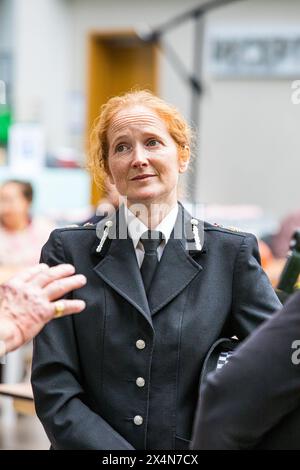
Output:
top-left (86, 29), bottom-right (158, 205)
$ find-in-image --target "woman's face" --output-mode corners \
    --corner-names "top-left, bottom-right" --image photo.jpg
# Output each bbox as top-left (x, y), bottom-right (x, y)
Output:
top-left (107, 105), bottom-right (188, 209)
top-left (0, 183), bottom-right (31, 229)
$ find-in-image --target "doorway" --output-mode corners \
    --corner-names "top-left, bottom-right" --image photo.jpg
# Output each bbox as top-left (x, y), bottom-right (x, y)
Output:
top-left (87, 31), bottom-right (158, 205)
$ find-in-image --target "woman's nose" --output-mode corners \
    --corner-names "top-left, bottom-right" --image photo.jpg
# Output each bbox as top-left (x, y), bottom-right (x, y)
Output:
top-left (131, 145), bottom-right (149, 167)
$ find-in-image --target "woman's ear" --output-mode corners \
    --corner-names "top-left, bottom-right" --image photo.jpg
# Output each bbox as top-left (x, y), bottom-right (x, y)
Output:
top-left (179, 145), bottom-right (190, 173)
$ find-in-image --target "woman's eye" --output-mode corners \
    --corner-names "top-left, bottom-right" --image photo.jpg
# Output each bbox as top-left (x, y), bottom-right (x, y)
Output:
top-left (116, 144), bottom-right (129, 153)
top-left (146, 139), bottom-right (160, 147)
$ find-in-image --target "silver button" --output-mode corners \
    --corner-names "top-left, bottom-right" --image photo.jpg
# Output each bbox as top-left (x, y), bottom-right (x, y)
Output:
top-left (136, 339), bottom-right (145, 350)
top-left (133, 415), bottom-right (143, 426)
top-left (136, 377), bottom-right (145, 387)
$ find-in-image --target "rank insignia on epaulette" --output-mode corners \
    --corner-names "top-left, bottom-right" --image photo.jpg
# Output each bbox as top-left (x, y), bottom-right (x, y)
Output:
top-left (190, 218), bottom-right (202, 251)
top-left (96, 220), bottom-right (113, 253)
top-left (226, 226), bottom-right (242, 233)
top-left (84, 222), bottom-right (94, 227)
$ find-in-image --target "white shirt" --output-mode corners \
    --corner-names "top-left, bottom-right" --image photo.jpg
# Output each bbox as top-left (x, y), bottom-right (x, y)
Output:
top-left (126, 204), bottom-right (179, 268)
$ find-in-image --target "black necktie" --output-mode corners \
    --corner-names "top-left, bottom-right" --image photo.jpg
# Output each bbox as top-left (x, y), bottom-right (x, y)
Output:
top-left (140, 230), bottom-right (163, 294)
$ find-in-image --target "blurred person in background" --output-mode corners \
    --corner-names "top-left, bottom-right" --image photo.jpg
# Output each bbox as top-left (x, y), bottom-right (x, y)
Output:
top-left (0, 180), bottom-right (55, 282)
top-left (258, 210), bottom-right (300, 288)
top-left (258, 239), bottom-right (273, 271)
top-left (271, 208), bottom-right (300, 259)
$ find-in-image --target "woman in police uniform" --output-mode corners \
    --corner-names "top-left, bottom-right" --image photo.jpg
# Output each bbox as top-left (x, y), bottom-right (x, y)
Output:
top-left (31, 91), bottom-right (281, 450)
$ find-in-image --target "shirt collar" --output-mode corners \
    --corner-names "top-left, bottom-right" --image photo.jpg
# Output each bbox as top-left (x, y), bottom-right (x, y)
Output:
top-left (126, 203), bottom-right (179, 250)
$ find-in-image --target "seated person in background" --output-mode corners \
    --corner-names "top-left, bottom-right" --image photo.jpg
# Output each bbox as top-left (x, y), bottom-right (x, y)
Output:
top-left (191, 290), bottom-right (300, 450)
top-left (271, 208), bottom-right (300, 259)
top-left (0, 180), bottom-right (54, 282)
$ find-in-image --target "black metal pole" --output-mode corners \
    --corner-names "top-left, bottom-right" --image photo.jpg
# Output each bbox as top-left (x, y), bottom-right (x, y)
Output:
top-left (148, 0), bottom-right (243, 41)
top-left (190, 12), bottom-right (205, 201)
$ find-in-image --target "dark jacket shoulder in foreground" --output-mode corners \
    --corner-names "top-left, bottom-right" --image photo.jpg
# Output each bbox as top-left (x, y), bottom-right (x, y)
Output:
top-left (191, 291), bottom-right (300, 450)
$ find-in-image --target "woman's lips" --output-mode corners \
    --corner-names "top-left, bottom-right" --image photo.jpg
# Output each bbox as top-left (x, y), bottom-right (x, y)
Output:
top-left (131, 174), bottom-right (156, 181)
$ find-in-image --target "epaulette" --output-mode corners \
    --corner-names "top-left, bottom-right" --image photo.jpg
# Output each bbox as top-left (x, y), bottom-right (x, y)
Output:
top-left (224, 225), bottom-right (243, 233)
top-left (212, 223), bottom-right (244, 233)
top-left (62, 223), bottom-right (95, 230)
top-left (83, 222), bottom-right (94, 227)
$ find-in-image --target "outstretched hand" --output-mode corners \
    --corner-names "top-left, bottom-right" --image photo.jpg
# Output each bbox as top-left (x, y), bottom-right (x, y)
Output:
top-left (0, 263), bottom-right (86, 354)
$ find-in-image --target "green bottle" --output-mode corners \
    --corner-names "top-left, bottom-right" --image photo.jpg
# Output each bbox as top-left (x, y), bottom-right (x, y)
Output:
top-left (276, 229), bottom-right (300, 303)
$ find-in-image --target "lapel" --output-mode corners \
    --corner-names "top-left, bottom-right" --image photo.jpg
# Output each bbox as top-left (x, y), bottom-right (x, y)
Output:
top-left (147, 203), bottom-right (205, 316)
top-left (92, 206), bottom-right (152, 327)
top-left (91, 203), bottom-right (206, 323)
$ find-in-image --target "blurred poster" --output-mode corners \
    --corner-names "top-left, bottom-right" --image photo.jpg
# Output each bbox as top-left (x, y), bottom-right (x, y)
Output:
top-left (209, 27), bottom-right (300, 78)
top-left (8, 123), bottom-right (46, 174)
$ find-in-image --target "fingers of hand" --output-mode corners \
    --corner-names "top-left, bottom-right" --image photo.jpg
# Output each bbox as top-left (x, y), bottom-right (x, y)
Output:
top-left (10, 263), bottom-right (49, 285)
top-left (30, 264), bottom-right (76, 288)
top-left (45, 274), bottom-right (87, 301)
top-left (53, 299), bottom-right (86, 318)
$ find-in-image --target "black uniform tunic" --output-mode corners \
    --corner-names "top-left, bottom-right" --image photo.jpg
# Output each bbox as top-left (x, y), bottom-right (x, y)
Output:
top-left (31, 203), bottom-right (281, 449)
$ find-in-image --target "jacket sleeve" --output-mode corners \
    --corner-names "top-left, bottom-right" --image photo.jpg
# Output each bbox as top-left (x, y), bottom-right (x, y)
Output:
top-left (191, 291), bottom-right (300, 450)
top-left (31, 230), bottom-right (134, 450)
top-left (230, 233), bottom-right (282, 338)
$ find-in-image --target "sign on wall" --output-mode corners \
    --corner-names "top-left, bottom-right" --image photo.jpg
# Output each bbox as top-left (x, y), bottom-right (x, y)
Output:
top-left (208, 28), bottom-right (300, 78)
